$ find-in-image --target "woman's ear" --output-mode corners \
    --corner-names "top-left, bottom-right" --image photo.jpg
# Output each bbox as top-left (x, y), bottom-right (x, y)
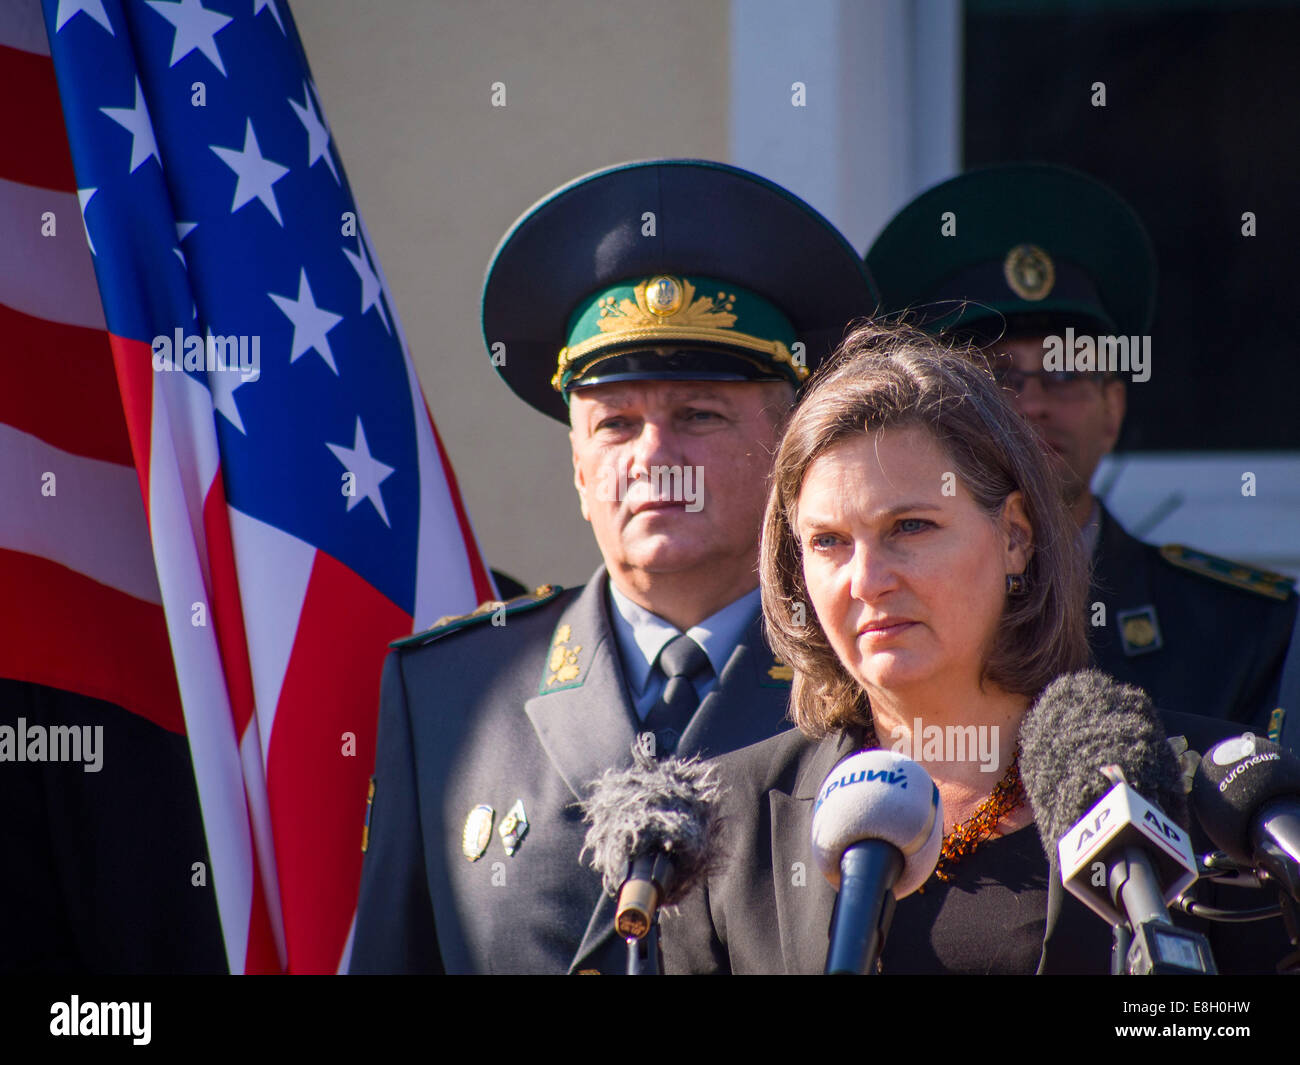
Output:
top-left (1000, 491), bottom-right (1033, 573)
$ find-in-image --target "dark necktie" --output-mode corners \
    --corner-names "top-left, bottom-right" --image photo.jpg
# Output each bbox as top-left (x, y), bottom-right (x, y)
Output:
top-left (643, 634), bottom-right (712, 755)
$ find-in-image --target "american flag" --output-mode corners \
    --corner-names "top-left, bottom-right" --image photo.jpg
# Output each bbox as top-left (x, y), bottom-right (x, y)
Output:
top-left (2, 0), bottom-right (493, 973)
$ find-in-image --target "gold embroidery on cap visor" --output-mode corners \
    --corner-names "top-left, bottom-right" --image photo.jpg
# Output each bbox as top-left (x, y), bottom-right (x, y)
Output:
top-left (1003, 244), bottom-right (1056, 302)
top-left (550, 276), bottom-right (807, 391)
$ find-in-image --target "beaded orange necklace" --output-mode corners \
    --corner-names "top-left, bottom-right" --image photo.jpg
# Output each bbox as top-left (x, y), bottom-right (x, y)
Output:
top-left (931, 745), bottom-right (1025, 882)
top-left (859, 723), bottom-right (1027, 885)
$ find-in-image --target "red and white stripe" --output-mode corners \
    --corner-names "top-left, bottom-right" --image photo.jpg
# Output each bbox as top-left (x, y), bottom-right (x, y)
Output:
top-left (0, 16), bottom-right (182, 734)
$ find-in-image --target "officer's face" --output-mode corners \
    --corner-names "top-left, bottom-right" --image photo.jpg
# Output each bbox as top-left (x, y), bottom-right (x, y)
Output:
top-left (990, 336), bottom-right (1125, 505)
top-left (795, 424), bottom-right (1031, 704)
top-left (570, 379), bottom-right (792, 596)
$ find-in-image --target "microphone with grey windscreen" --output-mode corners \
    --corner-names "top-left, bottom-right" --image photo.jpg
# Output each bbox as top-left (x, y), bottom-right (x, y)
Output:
top-left (811, 749), bottom-right (943, 975)
top-left (581, 741), bottom-right (722, 975)
top-left (1020, 669), bottom-right (1215, 974)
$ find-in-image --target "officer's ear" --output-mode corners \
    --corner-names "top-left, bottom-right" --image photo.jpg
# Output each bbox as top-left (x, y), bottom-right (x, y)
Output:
top-left (570, 429), bottom-right (592, 523)
top-left (1099, 377), bottom-right (1126, 452)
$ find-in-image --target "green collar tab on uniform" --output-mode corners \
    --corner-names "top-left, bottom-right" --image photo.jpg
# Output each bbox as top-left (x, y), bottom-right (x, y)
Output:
top-left (390, 584), bottom-right (565, 649)
top-left (551, 274), bottom-right (804, 393)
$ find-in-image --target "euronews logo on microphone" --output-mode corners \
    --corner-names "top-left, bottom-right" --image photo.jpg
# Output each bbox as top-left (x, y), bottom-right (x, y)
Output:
top-left (1209, 732), bottom-right (1282, 793)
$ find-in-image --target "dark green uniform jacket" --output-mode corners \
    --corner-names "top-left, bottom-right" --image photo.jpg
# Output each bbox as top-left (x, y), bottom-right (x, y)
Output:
top-left (1089, 504), bottom-right (1297, 729)
top-left (350, 568), bottom-right (794, 974)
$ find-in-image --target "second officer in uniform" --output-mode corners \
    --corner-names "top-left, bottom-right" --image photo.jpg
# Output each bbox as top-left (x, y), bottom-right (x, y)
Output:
top-left (866, 162), bottom-right (1297, 729)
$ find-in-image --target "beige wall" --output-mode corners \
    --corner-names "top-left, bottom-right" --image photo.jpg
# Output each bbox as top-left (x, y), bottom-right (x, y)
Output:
top-left (294, 0), bottom-right (731, 592)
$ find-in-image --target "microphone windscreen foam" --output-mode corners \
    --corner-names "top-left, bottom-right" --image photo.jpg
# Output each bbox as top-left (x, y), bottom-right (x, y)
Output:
top-left (1020, 669), bottom-right (1185, 858)
top-left (810, 750), bottom-right (942, 898)
top-left (1192, 735), bottom-right (1300, 863)
top-left (581, 744), bottom-right (723, 904)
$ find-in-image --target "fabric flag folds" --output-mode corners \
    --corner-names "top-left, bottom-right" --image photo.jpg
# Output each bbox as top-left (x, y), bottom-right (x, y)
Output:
top-left (27, 0), bottom-right (492, 973)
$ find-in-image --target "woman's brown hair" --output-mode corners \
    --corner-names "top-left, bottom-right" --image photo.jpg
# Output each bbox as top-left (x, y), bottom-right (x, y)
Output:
top-left (760, 321), bottom-right (1090, 738)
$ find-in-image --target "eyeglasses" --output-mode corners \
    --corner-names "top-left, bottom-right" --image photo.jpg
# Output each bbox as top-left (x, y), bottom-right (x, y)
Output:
top-left (992, 366), bottom-right (1111, 397)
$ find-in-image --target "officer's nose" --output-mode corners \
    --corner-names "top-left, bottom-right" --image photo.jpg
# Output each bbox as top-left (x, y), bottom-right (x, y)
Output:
top-left (628, 416), bottom-right (680, 482)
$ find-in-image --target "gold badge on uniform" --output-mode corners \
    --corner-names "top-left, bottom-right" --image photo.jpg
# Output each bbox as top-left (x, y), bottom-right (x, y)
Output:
top-left (1003, 244), bottom-right (1055, 302)
top-left (1117, 606), bottom-right (1162, 657)
top-left (767, 656), bottom-right (794, 683)
top-left (462, 804), bottom-right (494, 861)
top-left (499, 799), bottom-right (529, 856)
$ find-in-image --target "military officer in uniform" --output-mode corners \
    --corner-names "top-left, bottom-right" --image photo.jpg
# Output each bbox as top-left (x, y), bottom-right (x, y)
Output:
top-left (349, 159), bottom-right (877, 973)
top-left (866, 163), bottom-right (1297, 730)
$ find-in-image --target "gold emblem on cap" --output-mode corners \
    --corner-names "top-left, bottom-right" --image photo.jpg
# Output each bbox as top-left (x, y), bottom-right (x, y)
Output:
top-left (462, 804), bottom-right (495, 861)
top-left (644, 275), bottom-right (685, 317)
top-left (1003, 244), bottom-right (1055, 302)
top-left (600, 278), bottom-right (736, 333)
top-left (552, 277), bottom-right (806, 392)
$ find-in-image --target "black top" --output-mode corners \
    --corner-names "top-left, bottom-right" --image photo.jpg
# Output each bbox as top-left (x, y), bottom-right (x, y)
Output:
top-left (882, 825), bottom-right (1087, 975)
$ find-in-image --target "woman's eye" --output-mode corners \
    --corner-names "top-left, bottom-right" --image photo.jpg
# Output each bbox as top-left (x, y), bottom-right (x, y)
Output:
top-left (808, 533), bottom-right (841, 550)
top-left (896, 518), bottom-right (933, 534)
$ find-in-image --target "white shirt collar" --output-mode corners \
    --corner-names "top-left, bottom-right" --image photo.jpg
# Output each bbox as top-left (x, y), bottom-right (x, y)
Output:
top-left (606, 581), bottom-right (762, 697)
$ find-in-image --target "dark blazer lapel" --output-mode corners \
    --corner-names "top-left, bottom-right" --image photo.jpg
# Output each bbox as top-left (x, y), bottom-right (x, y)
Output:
top-left (523, 569), bottom-right (637, 975)
top-left (679, 610), bottom-right (792, 760)
top-left (770, 731), bottom-right (857, 974)
top-left (523, 568), bottom-right (640, 805)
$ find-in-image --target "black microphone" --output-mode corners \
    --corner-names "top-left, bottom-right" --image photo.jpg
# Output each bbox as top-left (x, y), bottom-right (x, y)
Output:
top-left (1192, 734), bottom-right (1300, 903)
top-left (810, 750), bottom-right (943, 975)
top-left (581, 741), bottom-right (722, 974)
top-left (1020, 670), bottom-right (1216, 974)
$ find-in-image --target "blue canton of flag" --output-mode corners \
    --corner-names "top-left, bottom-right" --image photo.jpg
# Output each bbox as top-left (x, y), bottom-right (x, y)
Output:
top-left (57, 0), bottom-right (419, 609)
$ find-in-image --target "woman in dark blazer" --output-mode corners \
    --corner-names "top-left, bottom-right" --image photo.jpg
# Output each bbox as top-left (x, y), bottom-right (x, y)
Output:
top-left (661, 323), bottom-right (1286, 974)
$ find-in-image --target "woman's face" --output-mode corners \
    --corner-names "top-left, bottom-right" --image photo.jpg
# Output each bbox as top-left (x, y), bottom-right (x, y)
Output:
top-left (795, 423), bottom-right (1031, 701)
